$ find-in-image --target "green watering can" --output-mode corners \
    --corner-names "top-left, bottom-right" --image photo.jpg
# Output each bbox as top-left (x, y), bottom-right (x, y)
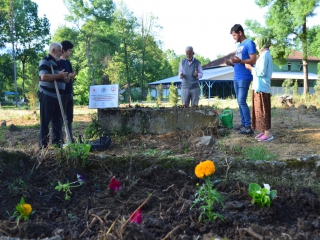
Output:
top-left (215, 109), bottom-right (233, 128)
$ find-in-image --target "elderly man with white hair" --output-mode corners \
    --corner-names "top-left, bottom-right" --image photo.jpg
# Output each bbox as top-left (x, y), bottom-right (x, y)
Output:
top-left (38, 42), bottom-right (69, 149)
top-left (178, 46), bottom-right (203, 107)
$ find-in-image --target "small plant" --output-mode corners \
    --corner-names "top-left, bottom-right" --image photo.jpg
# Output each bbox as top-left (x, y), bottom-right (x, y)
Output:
top-left (242, 145), bottom-right (276, 161)
top-left (249, 183), bottom-right (277, 207)
top-left (191, 160), bottom-right (225, 222)
top-left (156, 84), bottom-right (163, 104)
top-left (142, 149), bottom-right (158, 156)
top-left (64, 143), bottom-right (91, 167)
top-left (55, 174), bottom-right (85, 201)
top-left (168, 82), bottom-right (178, 106)
top-left (85, 116), bottom-right (105, 139)
top-left (146, 89), bottom-right (153, 102)
top-left (8, 178), bottom-right (26, 194)
top-left (13, 197), bottom-right (35, 221)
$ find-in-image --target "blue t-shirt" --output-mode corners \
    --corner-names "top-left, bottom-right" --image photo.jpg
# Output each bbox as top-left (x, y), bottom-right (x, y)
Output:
top-left (58, 59), bottom-right (73, 94)
top-left (234, 39), bottom-right (256, 81)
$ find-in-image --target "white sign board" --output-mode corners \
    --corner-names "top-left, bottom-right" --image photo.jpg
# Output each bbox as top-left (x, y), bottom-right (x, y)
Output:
top-left (89, 84), bottom-right (119, 109)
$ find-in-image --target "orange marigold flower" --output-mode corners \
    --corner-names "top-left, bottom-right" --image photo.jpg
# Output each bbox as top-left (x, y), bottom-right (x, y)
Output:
top-left (195, 160), bottom-right (215, 178)
top-left (21, 204), bottom-right (32, 216)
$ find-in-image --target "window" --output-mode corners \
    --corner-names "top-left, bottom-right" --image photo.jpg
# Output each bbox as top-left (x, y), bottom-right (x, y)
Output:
top-left (299, 62), bottom-right (303, 71)
top-left (288, 62), bottom-right (291, 71)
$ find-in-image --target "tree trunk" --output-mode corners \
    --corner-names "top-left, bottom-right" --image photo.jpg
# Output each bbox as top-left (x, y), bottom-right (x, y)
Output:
top-left (302, 20), bottom-right (308, 96)
top-left (124, 42), bottom-right (132, 104)
top-left (22, 60), bottom-right (26, 97)
top-left (10, 0), bottom-right (18, 107)
top-left (87, 40), bottom-right (95, 85)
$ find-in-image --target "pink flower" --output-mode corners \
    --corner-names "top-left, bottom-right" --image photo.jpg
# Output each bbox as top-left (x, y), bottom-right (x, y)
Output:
top-left (108, 176), bottom-right (121, 192)
top-left (130, 208), bottom-right (143, 224)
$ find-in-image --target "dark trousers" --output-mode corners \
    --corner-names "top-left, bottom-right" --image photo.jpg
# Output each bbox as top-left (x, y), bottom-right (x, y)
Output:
top-left (39, 93), bottom-right (64, 149)
top-left (64, 93), bottom-right (74, 143)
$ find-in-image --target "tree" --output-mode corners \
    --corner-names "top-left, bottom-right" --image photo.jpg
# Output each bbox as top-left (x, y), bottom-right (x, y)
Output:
top-left (156, 84), bottom-right (163, 104)
top-left (168, 82), bottom-right (178, 106)
top-left (63, 0), bottom-right (115, 85)
top-left (308, 25), bottom-right (320, 57)
top-left (246, 0), bottom-right (320, 96)
top-left (0, 0), bottom-right (50, 100)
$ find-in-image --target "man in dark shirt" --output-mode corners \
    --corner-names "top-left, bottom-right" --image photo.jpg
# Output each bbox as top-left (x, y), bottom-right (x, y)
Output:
top-left (38, 42), bottom-right (68, 149)
top-left (59, 40), bottom-right (76, 143)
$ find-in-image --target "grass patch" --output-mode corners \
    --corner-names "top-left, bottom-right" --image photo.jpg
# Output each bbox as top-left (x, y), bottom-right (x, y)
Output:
top-left (242, 145), bottom-right (276, 161)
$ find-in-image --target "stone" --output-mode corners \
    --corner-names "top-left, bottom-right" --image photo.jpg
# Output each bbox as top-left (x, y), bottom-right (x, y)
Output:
top-left (196, 136), bottom-right (215, 147)
top-left (8, 124), bottom-right (21, 132)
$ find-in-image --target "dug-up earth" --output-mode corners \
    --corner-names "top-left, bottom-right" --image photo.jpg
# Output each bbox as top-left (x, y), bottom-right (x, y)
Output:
top-left (0, 104), bottom-right (320, 240)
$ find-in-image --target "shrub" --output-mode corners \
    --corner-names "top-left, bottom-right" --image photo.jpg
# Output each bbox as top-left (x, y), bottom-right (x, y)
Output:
top-left (168, 82), bottom-right (178, 106)
top-left (156, 84), bottom-right (163, 104)
top-left (146, 89), bottom-right (153, 102)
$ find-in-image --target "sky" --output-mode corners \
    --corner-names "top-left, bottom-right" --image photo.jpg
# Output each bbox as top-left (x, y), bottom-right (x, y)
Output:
top-left (32, 0), bottom-right (320, 61)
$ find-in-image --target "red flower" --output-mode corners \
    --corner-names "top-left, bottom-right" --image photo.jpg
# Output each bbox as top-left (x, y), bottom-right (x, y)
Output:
top-left (130, 208), bottom-right (143, 224)
top-left (108, 176), bottom-right (121, 192)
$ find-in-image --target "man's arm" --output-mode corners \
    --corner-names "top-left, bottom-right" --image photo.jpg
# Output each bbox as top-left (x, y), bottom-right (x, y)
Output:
top-left (41, 70), bottom-right (68, 82)
top-left (178, 61), bottom-right (184, 79)
top-left (232, 54), bottom-right (256, 65)
top-left (196, 64), bottom-right (203, 79)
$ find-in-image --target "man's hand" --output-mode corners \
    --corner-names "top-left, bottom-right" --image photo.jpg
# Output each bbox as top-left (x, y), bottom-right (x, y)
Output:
top-left (231, 56), bottom-right (241, 63)
top-left (245, 64), bottom-right (252, 72)
top-left (69, 71), bottom-right (77, 79)
top-left (193, 69), bottom-right (198, 78)
top-left (179, 73), bottom-right (184, 79)
top-left (225, 58), bottom-right (234, 67)
top-left (58, 69), bottom-right (68, 79)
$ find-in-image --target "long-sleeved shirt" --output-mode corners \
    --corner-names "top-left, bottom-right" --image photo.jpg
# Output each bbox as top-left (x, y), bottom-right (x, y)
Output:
top-left (178, 57), bottom-right (203, 79)
top-left (251, 50), bottom-right (273, 93)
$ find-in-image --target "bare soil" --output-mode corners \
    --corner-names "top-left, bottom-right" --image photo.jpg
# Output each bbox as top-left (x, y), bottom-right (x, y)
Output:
top-left (0, 105), bottom-right (320, 239)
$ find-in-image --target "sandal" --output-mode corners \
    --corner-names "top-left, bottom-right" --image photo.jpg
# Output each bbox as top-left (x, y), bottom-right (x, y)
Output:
top-left (258, 135), bottom-right (274, 142)
top-left (255, 133), bottom-right (264, 139)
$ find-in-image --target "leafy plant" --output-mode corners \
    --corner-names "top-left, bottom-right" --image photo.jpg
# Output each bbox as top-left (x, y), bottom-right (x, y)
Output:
top-left (64, 143), bottom-right (91, 167)
top-left (55, 174), bottom-right (85, 201)
top-left (242, 145), bottom-right (276, 161)
top-left (249, 183), bottom-right (277, 207)
top-left (156, 84), bottom-right (163, 104)
top-left (8, 178), bottom-right (25, 194)
top-left (191, 160), bottom-right (225, 222)
top-left (146, 89), bottom-right (153, 102)
top-left (168, 82), bottom-right (178, 106)
top-left (85, 116), bottom-right (105, 140)
top-left (13, 197), bottom-right (35, 221)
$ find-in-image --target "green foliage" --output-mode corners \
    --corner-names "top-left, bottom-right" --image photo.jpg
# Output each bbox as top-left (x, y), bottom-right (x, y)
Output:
top-left (168, 82), bottom-right (178, 106)
top-left (314, 79), bottom-right (320, 94)
top-left (146, 89), bottom-right (153, 102)
top-left (242, 145), bottom-right (276, 161)
top-left (55, 174), bottom-right (85, 201)
top-left (156, 84), bottom-right (163, 104)
top-left (191, 178), bottom-right (225, 222)
top-left (291, 80), bottom-right (298, 96)
top-left (282, 79), bottom-right (293, 94)
top-left (64, 143), bottom-right (91, 167)
top-left (248, 183), bottom-right (277, 207)
top-left (13, 197), bottom-right (35, 221)
top-left (8, 178), bottom-right (25, 195)
top-left (85, 116), bottom-right (105, 139)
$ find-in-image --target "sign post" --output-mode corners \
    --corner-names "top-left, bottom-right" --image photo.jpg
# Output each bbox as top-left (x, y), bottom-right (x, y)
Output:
top-left (89, 84), bottom-right (119, 109)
